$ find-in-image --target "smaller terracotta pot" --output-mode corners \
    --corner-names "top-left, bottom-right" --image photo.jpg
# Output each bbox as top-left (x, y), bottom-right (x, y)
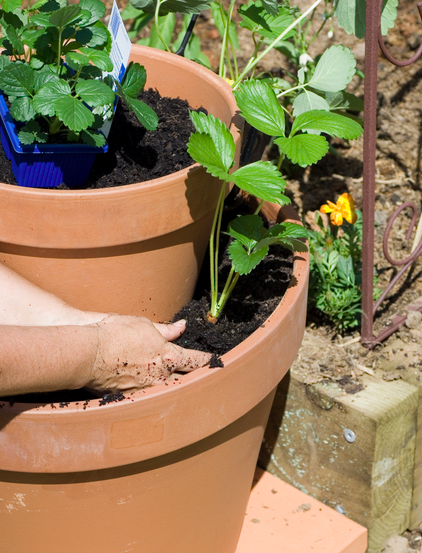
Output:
top-left (0, 46), bottom-right (242, 322)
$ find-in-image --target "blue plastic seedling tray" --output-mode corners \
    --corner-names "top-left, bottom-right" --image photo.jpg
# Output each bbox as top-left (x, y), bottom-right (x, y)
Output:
top-left (0, 94), bottom-right (108, 188)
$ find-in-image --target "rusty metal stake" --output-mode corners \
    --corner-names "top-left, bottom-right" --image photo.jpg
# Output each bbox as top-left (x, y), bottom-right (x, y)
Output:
top-left (361, 0), bottom-right (422, 347)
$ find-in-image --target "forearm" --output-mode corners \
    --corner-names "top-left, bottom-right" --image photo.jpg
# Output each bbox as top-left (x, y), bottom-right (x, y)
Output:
top-left (0, 263), bottom-right (105, 326)
top-left (0, 325), bottom-right (98, 395)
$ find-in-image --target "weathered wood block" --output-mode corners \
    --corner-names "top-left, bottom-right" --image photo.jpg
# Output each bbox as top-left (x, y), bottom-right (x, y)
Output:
top-left (260, 373), bottom-right (418, 553)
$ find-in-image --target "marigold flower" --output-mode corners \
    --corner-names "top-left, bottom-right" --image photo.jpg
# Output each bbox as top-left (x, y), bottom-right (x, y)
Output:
top-left (320, 193), bottom-right (357, 226)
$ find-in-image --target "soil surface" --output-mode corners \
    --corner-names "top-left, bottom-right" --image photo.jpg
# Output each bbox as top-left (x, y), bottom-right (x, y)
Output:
top-left (0, 89), bottom-right (197, 188)
top-left (172, 193), bottom-right (294, 358)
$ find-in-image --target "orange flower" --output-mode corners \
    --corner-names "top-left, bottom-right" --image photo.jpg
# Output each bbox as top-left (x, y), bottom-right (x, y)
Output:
top-left (320, 193), bottom-right (357, 226)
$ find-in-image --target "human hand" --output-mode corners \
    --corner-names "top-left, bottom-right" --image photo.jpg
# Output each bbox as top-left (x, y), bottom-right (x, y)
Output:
top-left (86, 315), bottom-right (212, 393)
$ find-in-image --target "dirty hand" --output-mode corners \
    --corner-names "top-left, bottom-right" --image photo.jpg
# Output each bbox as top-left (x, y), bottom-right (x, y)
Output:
top-left (86, 315), bottom-right (212, 393)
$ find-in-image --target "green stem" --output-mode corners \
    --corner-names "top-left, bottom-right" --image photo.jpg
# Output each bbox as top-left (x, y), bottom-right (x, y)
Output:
top-left (212, 267), bottom-right (240, 320)
top-left (308, 8), bottom-right (335, 47)
top-left (218, 0), bottom-right (236, 79)
top-left (209, 183), bottom-right (227, 315)
top-left (232, 0), bottom-right (324, 90)
top-left (57, 29), bottom-right (62, 73)
top-left (154, 0), bottom-right (171, 52)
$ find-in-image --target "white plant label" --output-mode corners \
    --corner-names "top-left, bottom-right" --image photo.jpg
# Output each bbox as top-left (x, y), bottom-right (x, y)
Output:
top-left (108, 1), bottom-right (132, 84)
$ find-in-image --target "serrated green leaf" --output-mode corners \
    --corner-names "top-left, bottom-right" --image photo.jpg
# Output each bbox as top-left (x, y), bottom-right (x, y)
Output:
top-left (78, 0), bottom-right (106, 26)
top-left (5, 24), bottom-right (24, 55)
top-left (29, 57), bottom-right (45, 69)
top-left (291, 110), bottom-right (363, 139)
top-left (187, 132), bottom-right (231, 181)
top-left (149, 12), bottom-right (175, 50)
top-left (76, 80), bottom-right (115, 107)
top-left (292, 91), bottom-right (330, 117)
top-left (66, 52), bottom-right (91, 70)
top-left (33, 80), bottom-right (71, 116)
top-left (234, 80), bottom-right (285, 137)
top-left (335, 0), bottom-right (398, 38)
top-left (0, 64), bottom-right (34, 97)
top-left (124, 96), bottom-right (159, 131)
top-left (275, 134), bottom-right (329, 166)
top-left (308, 45), bottom-right (356, 92)
top-left (49, 4), bottom-right (81, 29)
top-left (39, 0), bottom-right (61, 12)
top-left (54, 95), bottom-right (95, 132)
top-left (80, 128), bottom-right (106, 147)
top-left (0, 55), bottom-right (10, 70)
top-left (121, 62), bottom-right (147, 99)
top-left (279, 238), bottom-right (309, 252)
top-left (18, 120), bottom-right (48, 144)
top-left (324, 91), bottom-right (364, 112)
top-left (31, 0), bottom-right (50, 10)
top-left (10, 96), bottom-right (36, 122)
top-left (261, 0), bottom-right (278, 16)
top-left (229, 239), bottom-right (268, 275)
top-left (210, 2), bottom-right (240, 51)
top-left (33, 66), bottom-right (59, 93)
top-left (76, 23), bottom-right (109, 47)
top-left (231, 161), bottom-right (286, 203)
top-left (79, 65), bottom-right (103, 80)
top-left (255, 222), bottom-right (307, 250)
top-left (227, 214), bottom-right (263, 251)
top-left (190, 111), bottom-right (235, 172)
top-left (2, 0), bottom-right (21, 12)
top-left (129, 0), bottom-right (212, 15)
top-left (79, 47), bottom-right (113, 72)
top-left (20, 29), bottom-right (45, 49)
top-left (238, 0), bottom-right (295, 41)
top-left (30, 13), bottom-right (54, 27)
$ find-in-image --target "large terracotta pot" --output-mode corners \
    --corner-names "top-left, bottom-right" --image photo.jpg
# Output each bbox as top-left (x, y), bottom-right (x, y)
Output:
top-left (0, 45), bottom-right (241, 322)
top-left (0, 203), bottom-right (309, 553)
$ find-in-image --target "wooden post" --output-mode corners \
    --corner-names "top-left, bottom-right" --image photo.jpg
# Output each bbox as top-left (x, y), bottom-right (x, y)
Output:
top-left (260, 373), bottom-right (418, 553)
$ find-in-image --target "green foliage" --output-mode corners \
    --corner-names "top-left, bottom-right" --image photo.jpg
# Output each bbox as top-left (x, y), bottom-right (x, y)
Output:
top-left (0, 0), bottom-right (158, 146)
top-left (335, 0), bottom-right (398, 38)
top-left (308, 211), bottom-right (379, 331)
top-left (122, 2), bottom-right (211, 66)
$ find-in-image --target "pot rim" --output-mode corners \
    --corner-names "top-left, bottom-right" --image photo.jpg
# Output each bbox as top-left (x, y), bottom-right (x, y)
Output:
top-left (0, 45), bottom-right (240, 200)
top-left (0, 205), bottom-right (308, 416)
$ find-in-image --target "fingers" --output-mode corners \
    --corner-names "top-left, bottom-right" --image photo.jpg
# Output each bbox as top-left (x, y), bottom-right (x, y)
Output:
top-left (153, 319), bottom-right (186, 341)
top-left (161, 342), bottom-right (212, 373)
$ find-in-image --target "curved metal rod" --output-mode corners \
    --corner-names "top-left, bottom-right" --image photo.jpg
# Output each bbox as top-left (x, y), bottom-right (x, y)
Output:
top-left (383, 202), bottom-right (420, 266)
top-left (378, 1), bottom-right (422, 66)
top-left (373, 202), bottom-right (422, 315)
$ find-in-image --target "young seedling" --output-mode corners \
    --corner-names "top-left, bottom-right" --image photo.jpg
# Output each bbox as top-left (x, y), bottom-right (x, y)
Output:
top-left (0, 0), bottom-right (158, 146)
top-left (187, 110), bottom-right (307, 322)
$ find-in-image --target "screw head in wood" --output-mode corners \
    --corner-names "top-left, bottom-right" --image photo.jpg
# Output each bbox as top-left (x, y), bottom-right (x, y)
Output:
top-left (344, 429), bottom-right (356, 443)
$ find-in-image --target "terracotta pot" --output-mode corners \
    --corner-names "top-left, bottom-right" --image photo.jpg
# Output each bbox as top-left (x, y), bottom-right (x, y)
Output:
top-left (0, 45), bottom-right (241, 322)
top-left (0, 203), bottom-right (309, 553)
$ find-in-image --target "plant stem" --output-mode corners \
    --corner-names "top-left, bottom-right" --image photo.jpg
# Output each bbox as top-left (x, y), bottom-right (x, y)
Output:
top-left (232, 0), bottom-right (324, 90)
top-left (154, 0), bottom-right (171, 52)
top-left (209, 183), bottom-right (227, 316)
top-left (218, 0), bottom-right (236, 79)
top-left (211, 266), bottom-right (240, 319)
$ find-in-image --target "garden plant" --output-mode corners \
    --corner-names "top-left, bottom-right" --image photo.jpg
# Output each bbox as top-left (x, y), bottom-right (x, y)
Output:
top-left (0, 0), bottom-right (158, 147)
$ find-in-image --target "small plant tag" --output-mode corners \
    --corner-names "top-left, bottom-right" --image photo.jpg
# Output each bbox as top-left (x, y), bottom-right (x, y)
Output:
top-left (102, 1), bottom-right (132, 137)
top-left (108, 1), bottom-right (132, 84)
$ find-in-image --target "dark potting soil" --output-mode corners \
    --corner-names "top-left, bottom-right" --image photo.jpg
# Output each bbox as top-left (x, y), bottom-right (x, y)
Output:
top-left (0, 195), bottom-right (295, 406)
top-left (0, 89), bottom-right (197, 188)
top-left (171, 194), bottom-right (294, 358)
